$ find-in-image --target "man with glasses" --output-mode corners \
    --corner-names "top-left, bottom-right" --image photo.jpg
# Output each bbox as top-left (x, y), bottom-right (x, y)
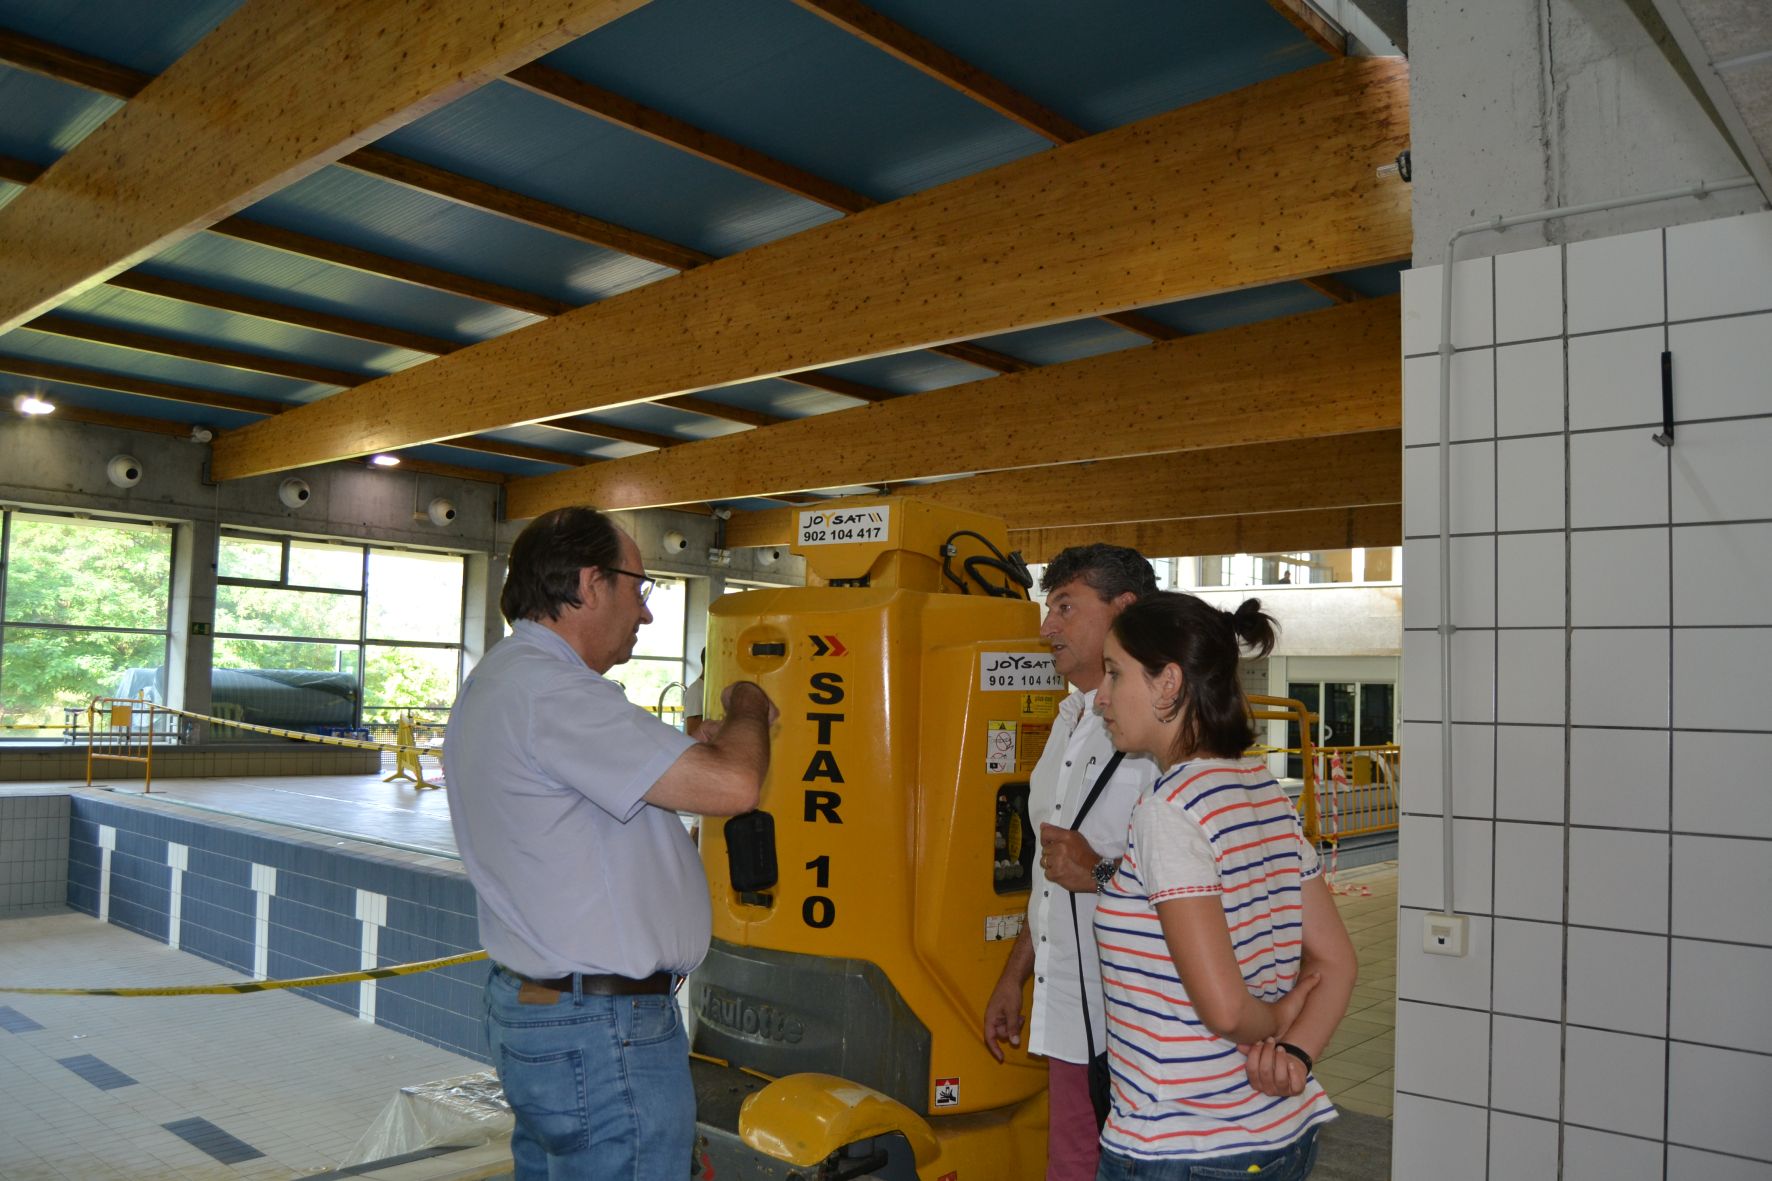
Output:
top-left (445, 506), bottom-right (777, 1180)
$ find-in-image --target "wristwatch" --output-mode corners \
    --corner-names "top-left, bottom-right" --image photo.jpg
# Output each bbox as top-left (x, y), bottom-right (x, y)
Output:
top-left (1091, 858), bottom-right (1117, 892)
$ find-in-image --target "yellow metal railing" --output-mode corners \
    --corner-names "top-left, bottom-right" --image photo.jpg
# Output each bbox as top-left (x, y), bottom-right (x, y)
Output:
top-left (85, 696), bottom-right (165, 792)
top-left (1245, 695), bottom-right (1400, 845)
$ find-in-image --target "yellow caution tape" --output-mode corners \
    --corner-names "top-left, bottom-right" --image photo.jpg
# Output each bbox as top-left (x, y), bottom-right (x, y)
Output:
top-left (88, 700), bottom-right (443, 757)
top-left (0, 949), bottom-right (488, 997)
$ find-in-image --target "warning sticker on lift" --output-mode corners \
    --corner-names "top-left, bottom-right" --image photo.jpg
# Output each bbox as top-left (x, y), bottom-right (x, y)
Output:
top-left (797, 505), bottom-right (890, 547)
top-left (1020, 692), bottom-right (1059, 719)
top-left (979, 652), bottom-right (1064, 692)
top-left (934, 1077), bottom-right (961, 1108)
top-left (1018, 721), bottom-right (1051, 773)
top-left (987, 721), bottom-right (1017, 774)
top-left (985, 913), bottom-right (1025, 942)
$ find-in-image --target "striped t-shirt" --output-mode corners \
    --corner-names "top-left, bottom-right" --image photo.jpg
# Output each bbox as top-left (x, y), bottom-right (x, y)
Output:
top-left (1094, 758), bottom-right (1334, 1161)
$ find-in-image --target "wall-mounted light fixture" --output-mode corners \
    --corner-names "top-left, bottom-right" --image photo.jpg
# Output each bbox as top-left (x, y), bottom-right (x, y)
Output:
top-left (13, 393), bottom-right (54, 416)
top-left (369, 454), bottom-right (400, 467)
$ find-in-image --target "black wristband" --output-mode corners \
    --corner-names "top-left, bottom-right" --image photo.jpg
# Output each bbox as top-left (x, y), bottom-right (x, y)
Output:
top-left (1276, 1041), bottom-right (1313, 1074)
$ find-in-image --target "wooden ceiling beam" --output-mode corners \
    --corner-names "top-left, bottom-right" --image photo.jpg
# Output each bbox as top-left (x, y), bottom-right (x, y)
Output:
top-left (337, 147), bottom-right (712, 272)
top-left (1009, 504), bottom-right (1401, 565)
top-left (504, 297), bottom-right (1398, 516)
top-left (1300, 273), bottom-right (1367, 304)
top-left (23, 314), bottom-right (368, 389)
top-left (29, 402), bottom-right (212, 440)
top-left (438, 436), bottom-right (587, 467)
top-left (505, 63), bottom-right (876, 214)
top-left (722, 430), bottom-right (1401, 545)
top-left (105, 272), bottom-right (464, 357)
top-left (0, 27), bottom-right (150, 98)
top-left (0, 0), bottom-right (651, 333)
top-left (1266, 1), bottom-right (1347, 58)
top-left (0, 355), bottom-right (289, 417)
top-left (785, 0), bottom-right (1087, 145)
top-left (929, 341), bottom-right (1031, 373)
top-left (208, 218), bottom-right (570, 318)
top-left (212, 58), bottom-right (1411, 479)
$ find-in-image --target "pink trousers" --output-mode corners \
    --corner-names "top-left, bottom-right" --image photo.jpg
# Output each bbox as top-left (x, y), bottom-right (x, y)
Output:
top-left (1047, 1057), bottom-right (1101, 1181)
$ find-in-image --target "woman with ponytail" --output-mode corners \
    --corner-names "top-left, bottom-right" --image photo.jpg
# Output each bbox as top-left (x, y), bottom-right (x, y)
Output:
top-left (1090, 593), bottom-right (1356, 1180)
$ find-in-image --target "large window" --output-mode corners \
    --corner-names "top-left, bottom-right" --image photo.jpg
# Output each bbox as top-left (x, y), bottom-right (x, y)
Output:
top-left (1284, 680), bottom-right (1396, 778)
top-left (614, 578), bottom-right (687, 715)
top-left (215, 533), bottom-right (465, 733)
top-left (0, 512), bottom-right (173, 739)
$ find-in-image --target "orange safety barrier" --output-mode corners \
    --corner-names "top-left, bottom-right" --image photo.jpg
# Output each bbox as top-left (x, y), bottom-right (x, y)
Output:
top-left (85, 696), bottom-right (170, 792)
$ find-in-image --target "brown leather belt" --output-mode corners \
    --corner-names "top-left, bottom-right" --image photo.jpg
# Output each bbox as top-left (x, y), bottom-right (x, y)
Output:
top-left (504, 966), bottom-right (673, 1003)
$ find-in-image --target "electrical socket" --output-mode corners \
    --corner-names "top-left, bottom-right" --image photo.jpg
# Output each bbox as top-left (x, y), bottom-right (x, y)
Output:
top-left (1423, 913), bottom-right (1468, 957)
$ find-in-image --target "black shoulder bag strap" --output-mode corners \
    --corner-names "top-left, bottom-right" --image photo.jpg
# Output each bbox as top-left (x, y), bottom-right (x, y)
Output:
top-left (1065, 751), bottom-right (1126, 1064)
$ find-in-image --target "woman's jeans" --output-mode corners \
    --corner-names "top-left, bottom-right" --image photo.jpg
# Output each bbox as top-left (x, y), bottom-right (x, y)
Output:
top-left (1096, 1128), bottom-right (1321, 1181)
top-left (484, 966), bottom-right (695, 1180)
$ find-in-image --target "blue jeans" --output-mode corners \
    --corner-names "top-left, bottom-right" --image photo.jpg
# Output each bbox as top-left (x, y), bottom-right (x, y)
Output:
top-left (483, 966), bottom-right (694, 1180)
top-left (1096, 1129), bottom-right (1320, 1181)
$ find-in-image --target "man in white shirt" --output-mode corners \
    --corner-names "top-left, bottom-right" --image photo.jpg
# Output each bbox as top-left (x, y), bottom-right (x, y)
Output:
top-left (982, 545), bottom-right (1159, 1181)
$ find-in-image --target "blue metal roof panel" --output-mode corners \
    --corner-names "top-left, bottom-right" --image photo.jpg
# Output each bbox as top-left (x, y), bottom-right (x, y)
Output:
top-left (493, 424), bottom-right (644, 462)
top-left (0, 331), bottom-right (331, 404)
top-left (55, 288), bottom-right (428, 376)
top-left (241, 167), bottom-right (673, 307)
top-left (1332, 262), bottom-right (1407, 298)
top-left (818, 350), bottom-right (993, 394)
top-left (146, 237), bottom-right (541, 344)
top-left (0, 66), bottom-right (120, 161)
top-left (972, 319), bottom-right (1147, 367)
top-left (691, 379), bottom-right (861, 417)
top-left (539, 0), bottom-right (1050, 202)
top-left (409, 441), bottom-right (560, 477)
top-left (382, 81), bottom-right (841, 258)
top-left (1137, 285), bottom-right (1336, 337)
top-left (0, 0), bottom-right (241, 75)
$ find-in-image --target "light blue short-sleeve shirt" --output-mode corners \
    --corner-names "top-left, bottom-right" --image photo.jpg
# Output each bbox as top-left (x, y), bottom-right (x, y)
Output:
top-left (444, 620), bottom-right (702, 979)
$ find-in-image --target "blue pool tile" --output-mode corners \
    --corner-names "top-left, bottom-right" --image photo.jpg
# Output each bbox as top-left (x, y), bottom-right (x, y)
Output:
top-left (58, 1054), bottom-right (137, 1090)
top-left (161, 1117), bottom-right (264, 1165)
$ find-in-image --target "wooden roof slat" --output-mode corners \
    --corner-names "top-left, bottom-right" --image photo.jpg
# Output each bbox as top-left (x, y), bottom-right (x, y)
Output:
top-left (1266, 1), bottom-right (1347, 59)
top-left (783, 371), bottom-right (896, 404)
top-left (106, 272), bottom-right (464, 357)
top-left (439, 436), bottom-right (589, 466)
top-left (929, 342), bottom-right (1032, 374)
top-left (1099, 310), bottom-right (1184, 341)
top-left (1009, 504), bottom-right (1400, 565)
top-left (338, 147), bottom-right (713, 272)
top-left (722, 430), bottom-right (1401, 544)
top-left (540, 416), bottom-right (681, 449)
top-left (0, 0), bottom-right (651, 334)
top-left (361, 454), bottom-right (506, 484)
top-left (785, 0), bottom-right (1088, 145)
top-left (0, 27), bottom-right (151, 99)
top-left (29, 403), bottom-right (215, 440)
top-left (504, 297), bottom-right (1398, 516)
top-left (23, 314), bottom-right (369, 389)
top-left (208, 218), bottom-right (572, 319)
top-left (505, 63), bottom-right (877, 214)
top-left (660, 396), bottom-right (784, 428)
top-left (0, 154), bottom-right (46, 187)
top-left (0, 354), bottom-right (289, 417)
top-left (210, 58), bottom-right (1410, 480)
top-left (1300, 274), bottom-right (1368, 304)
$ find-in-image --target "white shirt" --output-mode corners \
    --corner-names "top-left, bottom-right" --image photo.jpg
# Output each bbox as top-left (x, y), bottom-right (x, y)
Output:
top-left (1024, 688), bottom-right (1158, 1062)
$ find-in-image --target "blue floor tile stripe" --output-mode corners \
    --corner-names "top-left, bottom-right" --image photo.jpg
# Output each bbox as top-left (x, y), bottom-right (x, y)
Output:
top-left (162, 1117), bottom-right (265, 1165)
top-left (56, 1054), bottom-right (137, 1090)
top-left (0, 1006), bottom-right (44, 1033)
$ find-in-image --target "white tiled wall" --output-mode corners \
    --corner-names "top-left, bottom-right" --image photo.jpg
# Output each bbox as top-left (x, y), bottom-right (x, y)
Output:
top-left (1396, 209), bottom-right (1772, 1178)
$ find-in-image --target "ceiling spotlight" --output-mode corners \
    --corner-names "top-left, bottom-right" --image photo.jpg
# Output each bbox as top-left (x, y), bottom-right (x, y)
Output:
top-left (14, 393), bottom-right (54, 416)
top-left (369, 454), bottom-right (400, 468)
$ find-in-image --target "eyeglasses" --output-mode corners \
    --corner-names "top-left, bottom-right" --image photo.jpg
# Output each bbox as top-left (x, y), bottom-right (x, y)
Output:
top-left (601, 566), bottom-right (657, 603)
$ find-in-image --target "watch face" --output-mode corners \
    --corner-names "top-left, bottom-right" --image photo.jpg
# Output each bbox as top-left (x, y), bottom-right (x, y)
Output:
top-left (1092, 859), bottom-right (1115, 886)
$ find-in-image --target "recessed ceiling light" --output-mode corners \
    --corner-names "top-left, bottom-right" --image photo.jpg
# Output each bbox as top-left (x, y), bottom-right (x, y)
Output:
top-left (14, 394), bottom-right (55, 416)
top-left (369, 454), bottom-right (401, 467)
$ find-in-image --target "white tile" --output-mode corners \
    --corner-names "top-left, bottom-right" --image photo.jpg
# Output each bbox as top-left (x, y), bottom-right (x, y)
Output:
top-left (1563, 1126), bottom-right (1666, 1181)
top-left (1568, 826), bottom-right (1669, 934)
top-left (1490, 1015), bottom-right (1562, 1118)
top-left (1569, 726), bottom-right (1669, 829)
top-left (1672, 834), bottom-right (1772, 946)
top-left (1395, 999), bottom-right (1489, 1105)
top-left (1564, 1026), bottom-right (1666, 1137)
top-left (1493, 821), bottom-right (1565, 922)
top-left (1495, 242), bottom-right (1564, 343)
top-left (1398, 814), bottom-right (1493, 913)
top-left (1670, 938), bottom-right (1772, 1055)
top-left (1673, 523), bottom-right (1772, 626)
top-left (1672, 731), bottom-right (1772, 839)
top-left (1570, 527), bottom-right (1669, 627)
top-left (1402, 536), bottom-right (1496, 630)
top-left (1674, 628), bottom-right (1772, 732)
top-left (1565, 927), bottom-right (1667, 1036)
top-left (1404, 441), bottom-right (1496, 537)
top-left (1567, 227), bottom-right (1664, 334)
top-left (1402, 258), bottom-right (1495, 356)
top-left (1497, 435), bottom-right (1567, 533)
top-left (1493, 335), bottom-right (1566, 434)
top-left (1490, 1113), bottom-right (1561, 1180)
top-left (1570, 428), bottom-right (1669, 529)
top-left (1671, 417), bottom-right (1772, 524)
top-left (1403, 349), bottom-right (1495, 447)
top-left (1397, 907), bottom-right (1492, 1010)
top-left (1397, 721), bottom-right (1496, 818)
top-left (1496, 630), bottom-right (1565, 725)
top-left (1667, 314), bottom-right (1772, 422)
top-left (1495, 724), bottom-right (1567, 823)
top-left (1392, 1094), bottom-right (1488, 1181)
top-left (1496, 531), bottom-right (1565, 628)
top-left (1668, 1042), bottom-right (1772, 1162)
top-left (1570, 629), bottom-right (1669, 729)
top-left (1667, 210), bottom-right (1772, 321)
top-left (1568, 326), bottom-right (1664, 431)
top-left (1401, 628), bottom-right (1495, 724)
top-left (1665, 1147), bottom-right (1772, 1181)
